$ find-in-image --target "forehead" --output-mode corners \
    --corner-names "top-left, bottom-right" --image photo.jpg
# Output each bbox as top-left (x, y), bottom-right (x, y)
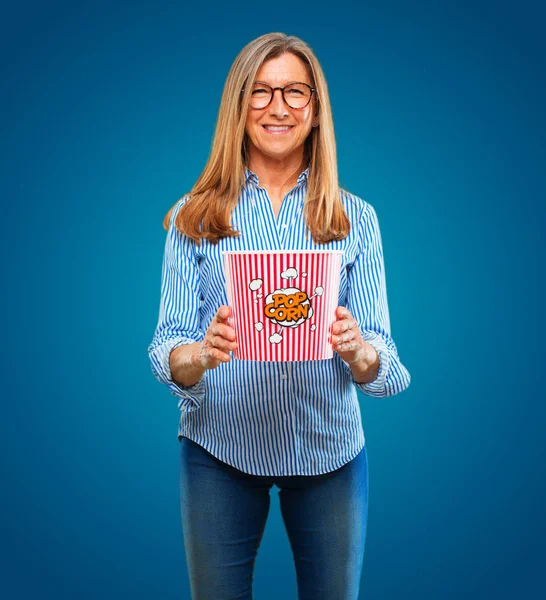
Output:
top-left (255, 53), bottom-right (311, 84)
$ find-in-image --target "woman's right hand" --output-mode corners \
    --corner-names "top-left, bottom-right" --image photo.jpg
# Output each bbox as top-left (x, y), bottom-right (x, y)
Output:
top-left (191, 305), bottom-right (238, 371)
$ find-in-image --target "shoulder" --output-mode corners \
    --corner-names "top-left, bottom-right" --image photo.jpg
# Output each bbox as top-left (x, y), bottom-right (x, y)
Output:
top-left (165, 194), bottom-right (199, 255)
top-left (166, 194), bottom-right (195, 241)
top-left (339, 187), bottom-right (379, 227)
top-left (170, 194), bottom-right (192, 225)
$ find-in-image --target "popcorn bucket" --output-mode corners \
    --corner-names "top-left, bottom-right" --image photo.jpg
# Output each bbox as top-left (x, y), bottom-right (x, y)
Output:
top-left (222, 250), bottom-right (343, 362)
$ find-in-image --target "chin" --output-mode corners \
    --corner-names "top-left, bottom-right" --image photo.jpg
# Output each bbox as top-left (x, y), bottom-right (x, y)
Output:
top-left (260, 140), bottom-right (299, 153)
top-left (264, 149), bottom-right (299, 161)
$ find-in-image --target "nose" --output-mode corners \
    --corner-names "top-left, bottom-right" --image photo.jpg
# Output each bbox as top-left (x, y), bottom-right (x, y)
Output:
top-left (268, 88), bottom-right (288, 117)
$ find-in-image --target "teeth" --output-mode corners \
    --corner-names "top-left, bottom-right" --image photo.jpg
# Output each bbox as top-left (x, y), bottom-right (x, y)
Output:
top-left (264, 126), bottom-right (291, 130)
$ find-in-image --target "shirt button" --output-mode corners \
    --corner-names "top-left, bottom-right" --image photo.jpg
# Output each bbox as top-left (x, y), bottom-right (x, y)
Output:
top-left (280, 374), bottom-right (287, 380)
top-left (282, 223), bottom-right (288, 228)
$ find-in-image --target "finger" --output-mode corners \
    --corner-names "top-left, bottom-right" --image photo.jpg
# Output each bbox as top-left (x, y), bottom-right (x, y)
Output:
top-left (333, 318), bottom-right (351, 335)
top-left (211, 323), bottom-right (237, 341)
top-left (336, 306), bottom-right (351, 319)
top-left (332, 329), bottom-right (356, 345)
top-left (209, 347), bottom-right (231, 362)
top-left (208, 331), bottom-right (237, 353)
top-left (336, 340), bottom-right (359, 353)
top-left (202, 339), bottom-right (230, 362)
top-left (212, 336), bottom-right (237, 353)
top-left (331, 317), bottom-right (348, 335)
top-left (335, 306), bottom-right (347, 319)
top-left (207, 327), bottom-right (237, 353)
top-left (216, 305), bottom-right (231, 322)
top-left (341, 317), bottom-right (359, 334)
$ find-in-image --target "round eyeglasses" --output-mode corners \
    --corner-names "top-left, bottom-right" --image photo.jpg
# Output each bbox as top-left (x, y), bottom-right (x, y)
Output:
top-left (242, 81), bottom-right (316, 110)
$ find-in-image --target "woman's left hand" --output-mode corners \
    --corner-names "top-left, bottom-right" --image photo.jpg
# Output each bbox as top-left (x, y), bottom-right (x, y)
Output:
top-left (331, 306), bottom-right (380, 382)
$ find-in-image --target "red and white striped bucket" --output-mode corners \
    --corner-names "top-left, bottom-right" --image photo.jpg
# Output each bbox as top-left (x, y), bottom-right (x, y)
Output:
top-left (222, 250), bottom-right (343, 361)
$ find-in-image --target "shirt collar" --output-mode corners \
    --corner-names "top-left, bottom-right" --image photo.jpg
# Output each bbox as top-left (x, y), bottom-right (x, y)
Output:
top-left (244, 164), bottom-right (310, 187)
top-left (244, 167), bottom-right (259, 186)
top-left (297, 165), bottom-right (310, 183)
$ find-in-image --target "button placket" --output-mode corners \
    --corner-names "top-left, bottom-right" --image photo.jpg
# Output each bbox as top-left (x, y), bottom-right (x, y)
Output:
top-left (285, 362), bottom-right (300, 472)
top-left (276, 188), bottom-right (300, 247)
top-left (255, 185), bottom-right (282, 248)
top-left (274, 194), bottom-right (291, 246)
top-left (279, 364), bottom-right (288, 420)
top-left (252, 177), bottom-right (305, 248)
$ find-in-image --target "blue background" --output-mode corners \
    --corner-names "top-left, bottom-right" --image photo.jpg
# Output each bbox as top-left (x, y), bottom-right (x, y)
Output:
top-left (2, 0), bottom-right (545, 598)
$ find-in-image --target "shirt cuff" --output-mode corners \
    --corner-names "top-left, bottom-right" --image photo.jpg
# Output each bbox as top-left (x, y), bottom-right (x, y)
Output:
top-left (343, 333), bottom-right (391, 397)
top-left (148, 336), bottom-right (205, 411)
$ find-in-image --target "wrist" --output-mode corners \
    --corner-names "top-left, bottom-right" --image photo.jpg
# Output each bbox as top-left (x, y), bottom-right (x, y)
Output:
top-left (170, 342), bottom-right (207, 387)
top-left (349, 342), bottom-right (380, 384)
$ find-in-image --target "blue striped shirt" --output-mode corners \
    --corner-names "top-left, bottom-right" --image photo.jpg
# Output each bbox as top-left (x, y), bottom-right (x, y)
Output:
top-left (147, 165), bottom-right (411, 476)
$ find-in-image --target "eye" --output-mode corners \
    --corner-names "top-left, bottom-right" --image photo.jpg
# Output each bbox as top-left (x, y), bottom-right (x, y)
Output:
top-left (251, 84), bottom-right (272, 97)
top-left (285, 84), bottom-right (310, 97)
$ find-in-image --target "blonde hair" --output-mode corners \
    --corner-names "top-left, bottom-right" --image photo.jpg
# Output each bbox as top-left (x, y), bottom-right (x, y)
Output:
top-left (163, 32), bottom-right (350, 244)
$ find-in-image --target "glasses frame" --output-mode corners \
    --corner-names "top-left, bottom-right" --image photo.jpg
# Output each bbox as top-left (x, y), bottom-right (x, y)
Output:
top-left (241, 81), bottom-right (317, 110)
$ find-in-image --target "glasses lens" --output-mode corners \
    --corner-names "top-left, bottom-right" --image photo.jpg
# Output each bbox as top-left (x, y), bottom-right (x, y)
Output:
top-left (249, 83), bottom-right (272, 109)
top-left (248, 83), bottom-right (313, 109)
top-left (284, 83), bottom-right (312, 109)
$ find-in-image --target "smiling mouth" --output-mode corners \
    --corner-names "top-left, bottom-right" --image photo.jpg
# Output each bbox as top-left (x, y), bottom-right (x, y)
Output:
top-left (262, 125), bottom-right (293, 134)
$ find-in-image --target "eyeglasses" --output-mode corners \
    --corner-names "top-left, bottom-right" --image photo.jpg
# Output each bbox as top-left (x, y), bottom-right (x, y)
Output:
top-left (242, 81), bottom-right (316, 110)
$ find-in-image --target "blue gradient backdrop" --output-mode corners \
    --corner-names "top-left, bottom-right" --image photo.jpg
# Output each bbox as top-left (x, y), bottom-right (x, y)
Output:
top-left (2, 1), bottom-right (545, 598)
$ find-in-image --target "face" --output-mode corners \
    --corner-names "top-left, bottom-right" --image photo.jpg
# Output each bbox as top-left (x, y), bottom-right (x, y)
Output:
top-left (244, 52), bottom-right (316, 165)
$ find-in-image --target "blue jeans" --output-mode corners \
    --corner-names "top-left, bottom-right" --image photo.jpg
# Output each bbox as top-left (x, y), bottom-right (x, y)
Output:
top-left (179, 436), bottom-right (369, 599)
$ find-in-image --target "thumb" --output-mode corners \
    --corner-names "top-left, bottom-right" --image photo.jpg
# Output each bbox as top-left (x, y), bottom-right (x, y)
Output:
top-left (217, 305), bottom-right (231, 321)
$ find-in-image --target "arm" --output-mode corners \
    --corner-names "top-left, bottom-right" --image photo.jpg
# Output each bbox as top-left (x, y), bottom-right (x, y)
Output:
top-left (147, 198), bottom-right (205, 411)
top-left (170, 341), bottom-right (206, 387)
top-left (169, 305), bottom-right (237, 386)
top-left (343, 202), bottom-right (411, 397)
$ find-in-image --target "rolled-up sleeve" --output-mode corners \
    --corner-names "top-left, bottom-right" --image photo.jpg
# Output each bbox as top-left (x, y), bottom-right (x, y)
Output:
top-left (343, 202), bottom-right (411, 397)
top-left (147, 198), bottom-right (205, 411)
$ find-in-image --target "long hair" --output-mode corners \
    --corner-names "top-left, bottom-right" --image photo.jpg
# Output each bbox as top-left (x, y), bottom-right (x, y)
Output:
top-left (163, 32), bottom-right (351, 244)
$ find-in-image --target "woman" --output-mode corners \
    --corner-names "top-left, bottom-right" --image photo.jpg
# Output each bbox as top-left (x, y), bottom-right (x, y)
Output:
top-left (148, 32), bottom-right (411, 600)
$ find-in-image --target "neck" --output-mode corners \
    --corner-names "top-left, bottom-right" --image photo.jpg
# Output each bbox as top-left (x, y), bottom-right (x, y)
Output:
top-left (247, 150), bottom-right (307, 190)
